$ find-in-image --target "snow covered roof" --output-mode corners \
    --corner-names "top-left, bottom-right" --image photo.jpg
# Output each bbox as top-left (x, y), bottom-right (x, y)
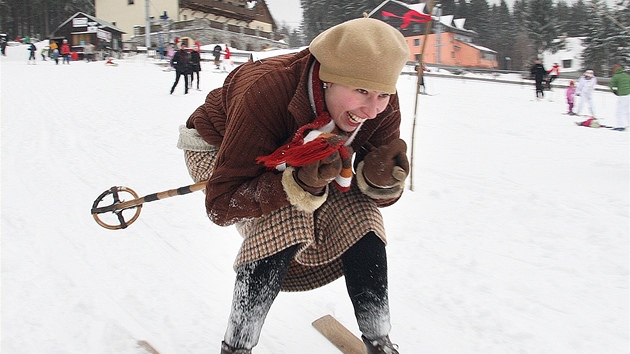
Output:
top-left (54, 12), bottom-right (126, 34)
top-left (467, 43), bottom-right (497, 53)
top-left (453, 18), bottom-right (466, 29)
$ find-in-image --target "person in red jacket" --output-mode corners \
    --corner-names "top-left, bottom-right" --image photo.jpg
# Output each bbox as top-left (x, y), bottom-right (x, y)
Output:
top-left (546, 62), bottom-right (560, 89)
top-left (221, 45), bottom-right (233, 72)
top-left (60, 39), bottom-right (71, 64)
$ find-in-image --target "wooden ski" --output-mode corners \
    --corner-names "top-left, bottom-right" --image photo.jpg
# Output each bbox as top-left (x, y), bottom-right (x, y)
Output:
top-left (137, 340), bottom-right (160, 354)
top-left (312, 315), bottom-right (365, 354)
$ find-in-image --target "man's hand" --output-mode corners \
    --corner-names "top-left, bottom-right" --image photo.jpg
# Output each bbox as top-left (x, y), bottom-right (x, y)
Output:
top-left (362, 139), bottom-right (409, 188)
top-left (294, 151), bottom-right (342, 194)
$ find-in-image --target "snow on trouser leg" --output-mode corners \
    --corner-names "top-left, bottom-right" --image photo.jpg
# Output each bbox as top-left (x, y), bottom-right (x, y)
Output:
top-left (342, 232), bottom-right (393, 340)
top-left (223, 245), bottom-right (299, 350)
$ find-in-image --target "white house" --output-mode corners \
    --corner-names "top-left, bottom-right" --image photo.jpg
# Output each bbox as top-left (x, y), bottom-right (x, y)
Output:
top-left (542, 37), bottom-right (585, 73)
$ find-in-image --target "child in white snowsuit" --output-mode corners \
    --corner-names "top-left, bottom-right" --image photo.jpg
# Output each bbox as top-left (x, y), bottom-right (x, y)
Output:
top-left (575, 70), bottom-right (597, 117)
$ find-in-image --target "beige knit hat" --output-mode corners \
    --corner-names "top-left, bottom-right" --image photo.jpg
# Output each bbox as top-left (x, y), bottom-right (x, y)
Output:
top-left (310, 18), bottom-right (409, 94)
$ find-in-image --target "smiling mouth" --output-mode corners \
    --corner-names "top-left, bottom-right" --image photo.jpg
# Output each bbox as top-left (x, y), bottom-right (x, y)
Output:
top-left (348, 112), bottom-right (366, 124)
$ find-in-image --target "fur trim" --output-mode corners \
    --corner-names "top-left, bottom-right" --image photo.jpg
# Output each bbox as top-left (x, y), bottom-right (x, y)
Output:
top-left (177, 125), bottom-right (217, 151)
top-left (356, 161), bottom-right (404, 200)
top-left (282, 167), bottom-right (328, 213)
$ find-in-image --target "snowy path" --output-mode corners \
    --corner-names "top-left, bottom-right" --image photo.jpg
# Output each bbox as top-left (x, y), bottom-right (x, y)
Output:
top-left (2, 44), bottom-right (628, 353)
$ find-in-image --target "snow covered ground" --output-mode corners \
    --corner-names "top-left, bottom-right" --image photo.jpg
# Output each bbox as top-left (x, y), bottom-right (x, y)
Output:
top-left (2, 43), bottom-right (628, 353)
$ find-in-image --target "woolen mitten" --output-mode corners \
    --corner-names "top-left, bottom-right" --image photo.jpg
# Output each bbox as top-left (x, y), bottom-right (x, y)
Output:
top-left (295, 151), bottom-right (342, 194)
top-left (362, 139), bottom-right (409, 188)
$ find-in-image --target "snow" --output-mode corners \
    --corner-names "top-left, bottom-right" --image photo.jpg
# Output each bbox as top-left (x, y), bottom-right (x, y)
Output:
top-left (2, 42), bottom-right (628, 353)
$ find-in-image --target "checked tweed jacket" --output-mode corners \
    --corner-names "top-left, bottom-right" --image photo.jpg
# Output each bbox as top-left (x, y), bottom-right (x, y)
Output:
top-left (180, 48), bottom-right (405, 291)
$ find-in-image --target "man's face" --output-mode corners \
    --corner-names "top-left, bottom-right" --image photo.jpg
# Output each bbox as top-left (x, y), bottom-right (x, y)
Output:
top-left (324, 83), bottom-right (391, 133)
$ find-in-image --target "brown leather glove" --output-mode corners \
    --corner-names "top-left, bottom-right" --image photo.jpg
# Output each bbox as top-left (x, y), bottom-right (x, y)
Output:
top-left (362, 139), bottom-right (409, 188)
top-left (294, 151), bottom-right (342, 195)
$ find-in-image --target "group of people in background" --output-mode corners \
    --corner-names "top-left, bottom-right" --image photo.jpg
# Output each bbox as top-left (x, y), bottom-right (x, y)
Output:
top-left (569, 67), bottom-right (629, 131)
top-left (169, 41), bottom-right (202, 95)
top-left (530, 59), bottom-right (629, 131)
top-left (529, 60), bottom-right (562, 99)
top-left (17, 39), bottom-right (103, 65)
top-left (18, 38), bottom-right (95, 65)
top-left (169, 41), bottom-right (231, 95)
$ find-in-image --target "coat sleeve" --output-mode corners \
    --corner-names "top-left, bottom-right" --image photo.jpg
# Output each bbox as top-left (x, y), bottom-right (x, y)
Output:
top-left (199, 66), bottom-right (303, 226)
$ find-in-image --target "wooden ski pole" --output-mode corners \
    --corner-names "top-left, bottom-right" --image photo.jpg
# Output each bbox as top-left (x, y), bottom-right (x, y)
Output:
top-left (91, 181), bottom-right (207, 230)
top-left (410, 0), bottom-right (435, 191)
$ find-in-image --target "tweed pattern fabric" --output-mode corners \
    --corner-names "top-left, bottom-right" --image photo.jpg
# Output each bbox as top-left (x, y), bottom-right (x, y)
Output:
top-left (181, 135), bottom-right (387, 292)
top-left (184, 148), bottom-right (219, 183)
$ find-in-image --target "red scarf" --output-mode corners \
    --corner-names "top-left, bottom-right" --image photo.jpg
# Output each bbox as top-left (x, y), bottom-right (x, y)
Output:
top-left (256, 61), bottom-right (353, 191)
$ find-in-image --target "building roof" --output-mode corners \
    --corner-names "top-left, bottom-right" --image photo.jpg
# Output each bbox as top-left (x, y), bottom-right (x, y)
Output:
top-left (181, 0), bottom-right (277, 30)
top-left (466, 42), bottom-right (496, 53)
top-left (53, 12), bottom-right (126, 35)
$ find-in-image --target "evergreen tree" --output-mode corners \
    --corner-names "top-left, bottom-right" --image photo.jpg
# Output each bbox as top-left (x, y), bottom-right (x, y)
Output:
top-left (554, 0), bottom-right (572, 37)
top-left (487, 0), bottom-right (515, 70)
top-left (511, 0), bottom-right (536, 69)
top-left (0, 0), bottom-right (94, 39)
top-left (467, 0), bottom-right (491, 47)
top-left (454, 0), bottom-right (471, 21)
top-left (439, 0), bottom-right (458, 18)
top-left (583, 0), bottom-right (629, 74)
top-left (607, 0), bottom-right (630, 67)
top-left (570, 0), bottom-right (591, 37)
top-left (301, 0), bottom-right (404, 41)
top-left (523, 0), bottom-right (563, 57)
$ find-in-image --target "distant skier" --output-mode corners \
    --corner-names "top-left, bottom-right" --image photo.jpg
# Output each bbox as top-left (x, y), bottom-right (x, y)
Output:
top-left (169, 41), bottom-right (190, 95)
top-left (530, 59), bottom-right (547, 99)
top-left (27, 42), bottom-right (36, 64)
top-left (40, 46), bottom-right (48, 61)
top-left (0, 38), bottom-right (7, 56)
top-left (189, 47), bottom-right (201, 90)
top-left (212, 44), bottom-right (221, 69)
top-left (566, 81), bottom-right (576, 115)
top-left (221, 45), bottom-right (232, 72)
top-left (61, 39), bottom-right (71, 64)
top-left (575, 70), bottom-right (597, 117)
top-left (609, 64), bottom-right (630, 131)
top-left (546, 62), bottom-right (560, 89)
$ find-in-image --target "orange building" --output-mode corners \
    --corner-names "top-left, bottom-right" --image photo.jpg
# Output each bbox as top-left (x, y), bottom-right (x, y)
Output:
top-left (369, 0), bottom-right (498, 69)
top-left (406, 31), bottom-right (498, 69)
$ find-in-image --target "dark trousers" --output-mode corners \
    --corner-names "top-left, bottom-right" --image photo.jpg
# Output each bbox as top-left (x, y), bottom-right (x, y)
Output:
top-left (535, 80), bottom-right (545, 98)
top-left (170, 71), bottom-right (189, 94)
top-left (223, 232), bottom-right (390, 349)
top-left (189, 70), bottom-right (199, 89)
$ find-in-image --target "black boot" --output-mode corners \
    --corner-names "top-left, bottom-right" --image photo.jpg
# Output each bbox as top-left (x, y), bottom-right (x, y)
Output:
top-left (220, 341), bottom-right (251, 354)
top-left (362, 335), bottom-right (399, 354)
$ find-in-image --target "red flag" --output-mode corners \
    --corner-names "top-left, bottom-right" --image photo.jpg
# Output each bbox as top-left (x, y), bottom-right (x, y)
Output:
top-left (382, 9), bottom-right (432, 28)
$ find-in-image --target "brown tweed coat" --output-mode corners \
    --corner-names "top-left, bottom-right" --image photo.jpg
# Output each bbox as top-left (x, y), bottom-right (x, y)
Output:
top-left (182, 48), bottom-right (405, 291)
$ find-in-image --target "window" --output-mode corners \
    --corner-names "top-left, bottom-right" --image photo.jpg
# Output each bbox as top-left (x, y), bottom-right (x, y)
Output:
top-left (562, 59), bottom-right (572, 69)
top-left (128, 0), bottom-right (134, 4)
top-left (414, 38), bottom-right (420, 46)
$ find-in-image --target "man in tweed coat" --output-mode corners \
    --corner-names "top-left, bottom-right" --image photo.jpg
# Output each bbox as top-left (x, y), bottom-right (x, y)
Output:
top-left (178, 18), bottom-right (410, 354)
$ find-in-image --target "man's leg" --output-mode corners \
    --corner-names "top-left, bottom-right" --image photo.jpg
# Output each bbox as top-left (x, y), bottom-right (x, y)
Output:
top-left (342, 232), bottom-right (391, 340)
top-left (223, 245), bottom-right (298, 352)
